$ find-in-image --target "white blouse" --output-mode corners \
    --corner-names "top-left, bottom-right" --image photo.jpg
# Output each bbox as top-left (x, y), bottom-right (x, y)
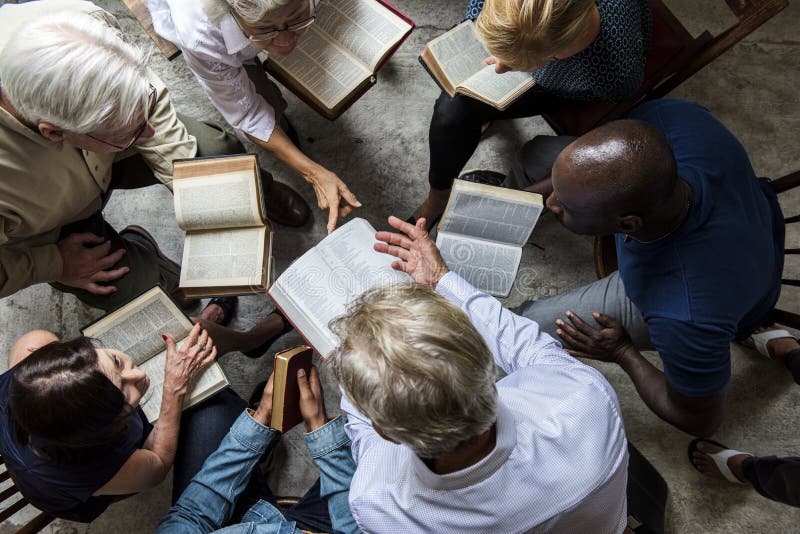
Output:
top-left (146, 0), bottom-right (277, 142)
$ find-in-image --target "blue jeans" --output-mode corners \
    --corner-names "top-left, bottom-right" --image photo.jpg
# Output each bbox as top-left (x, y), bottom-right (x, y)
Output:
top-left (159, 410), bottom-right (357, 534)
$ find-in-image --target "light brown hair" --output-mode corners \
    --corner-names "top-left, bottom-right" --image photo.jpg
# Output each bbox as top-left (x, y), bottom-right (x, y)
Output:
top-left (476, 0), bottom-right (596, 71)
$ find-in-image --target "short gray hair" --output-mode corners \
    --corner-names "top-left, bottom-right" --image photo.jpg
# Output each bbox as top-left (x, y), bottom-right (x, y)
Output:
top-left (0, 13), bottom-right (149, 134)
top-left (330, 284), bottom-right (498, 458)
top-left (204, 0), bottom-right (293, 24)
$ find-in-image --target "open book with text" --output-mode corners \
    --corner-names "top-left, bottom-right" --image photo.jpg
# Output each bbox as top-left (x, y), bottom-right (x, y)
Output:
top-left (436, 180), bottom-right (543, 297)
top-left (420, 20), bottom-right (535, 110)
top-left (82, 287), bottom-right (229, 423)
top-left (173, 154), bottom-right (273, 298)
top-left (268, 218), bottom-right (412, 357)
top-left (262, 0), bottom-right (414, 120)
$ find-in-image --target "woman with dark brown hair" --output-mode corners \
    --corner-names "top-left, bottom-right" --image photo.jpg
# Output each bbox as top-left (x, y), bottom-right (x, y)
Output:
top-left (0, 325), bottom-right (241, 522)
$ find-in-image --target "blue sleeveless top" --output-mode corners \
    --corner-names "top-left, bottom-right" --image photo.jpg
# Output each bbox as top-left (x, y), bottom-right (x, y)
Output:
top-left (0, 368), bottom-right (152, 522)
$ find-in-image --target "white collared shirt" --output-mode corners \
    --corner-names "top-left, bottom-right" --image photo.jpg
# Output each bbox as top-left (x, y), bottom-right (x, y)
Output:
top-left (146, 0), bottom-right (277, 142)
top-left (342, 272), bottom-right (629, 533)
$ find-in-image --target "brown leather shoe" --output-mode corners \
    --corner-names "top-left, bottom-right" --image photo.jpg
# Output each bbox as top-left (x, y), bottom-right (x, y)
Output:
top-left (260, 170), bottom-right (311, 227)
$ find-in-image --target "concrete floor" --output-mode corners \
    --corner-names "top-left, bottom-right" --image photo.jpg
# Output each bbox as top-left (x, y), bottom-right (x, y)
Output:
top-left (1, 0), bottom-right (799, 532)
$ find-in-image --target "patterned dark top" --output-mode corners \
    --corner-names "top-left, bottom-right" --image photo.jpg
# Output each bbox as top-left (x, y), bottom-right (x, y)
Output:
top-left (465, 0), bottom-right (651, 102)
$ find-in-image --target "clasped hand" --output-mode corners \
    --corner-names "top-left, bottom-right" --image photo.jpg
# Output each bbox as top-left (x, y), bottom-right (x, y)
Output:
top-left (555, 310), bottom-right (634, 364)
top-left (253, 365), bottom-right (328, 432)
top-left (57, 232), bottom-right (129, 295)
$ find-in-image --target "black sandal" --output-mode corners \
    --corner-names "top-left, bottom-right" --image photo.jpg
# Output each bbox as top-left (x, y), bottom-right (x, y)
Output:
top-left (243, 310), bottom-right (294, 359)
top-left (202, 296), bottom-right (238, 327)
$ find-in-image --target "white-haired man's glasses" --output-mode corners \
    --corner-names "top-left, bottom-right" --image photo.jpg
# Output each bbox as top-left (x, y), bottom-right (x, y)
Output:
top-left (86, 84), bottom-right (157, 151)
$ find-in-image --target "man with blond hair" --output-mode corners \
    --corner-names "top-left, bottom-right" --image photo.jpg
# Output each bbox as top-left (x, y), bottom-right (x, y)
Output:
top-left (411, 0), bottom-right (651, 228)
top-left (0, 0), bottom-right (301, 313)
top-left (331, 216), bottom-right (629, 533)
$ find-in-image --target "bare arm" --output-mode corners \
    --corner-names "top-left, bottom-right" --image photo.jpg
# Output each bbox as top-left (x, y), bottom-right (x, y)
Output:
top-left (557, 311), bottom-right (725, 436)
top-left (246, 129), bottom-right (360, 233)
top-left (613, 343), bottom-right (724, 435)
top-left (95, 324), bottom-right (217, 495)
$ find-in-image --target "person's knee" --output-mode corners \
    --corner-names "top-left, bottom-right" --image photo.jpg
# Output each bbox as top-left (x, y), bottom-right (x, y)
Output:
top-left (9, 330), bottom-right (59, 368)
top-left (197, 128), bottom-right (244, 157)
top-left (431, 93), bottom-right (474, 133)
top-left (186, 117), bottom-right (244, 157)
top-left (517, 135), bottom-right (575, 180)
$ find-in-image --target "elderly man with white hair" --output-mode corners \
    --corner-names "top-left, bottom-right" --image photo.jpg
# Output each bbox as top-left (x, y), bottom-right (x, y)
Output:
top-left (331, 215), bottom-right (630, 533)
top-left (0, 0), bottom-right (307, 318)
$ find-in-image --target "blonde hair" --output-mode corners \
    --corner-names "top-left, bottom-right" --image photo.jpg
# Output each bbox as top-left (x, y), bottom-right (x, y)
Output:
top-left (330, 284), bottom-right (497, 459)
top-left (476, 0), bottom-right (596, 71)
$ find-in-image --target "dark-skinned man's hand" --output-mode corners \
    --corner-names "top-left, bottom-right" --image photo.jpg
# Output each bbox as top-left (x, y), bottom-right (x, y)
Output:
top-left (555, 310), bottom-right (635, 364)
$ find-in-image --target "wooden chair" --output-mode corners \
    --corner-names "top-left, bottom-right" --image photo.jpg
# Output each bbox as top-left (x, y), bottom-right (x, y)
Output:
top-left (542, 0), bottom-right (789, 136)
top-left (0, 455), bottom-right (54, 534)
top-left (594, 170), bottom-right (800, 330)
top-left (122, 0), bottom-right (180, 60)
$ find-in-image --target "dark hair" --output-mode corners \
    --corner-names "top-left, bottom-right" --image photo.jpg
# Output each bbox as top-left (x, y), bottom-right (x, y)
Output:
top-left (7, 337), bottom-right (134, 463)
top-left (567, 119), bottom-right (679, 212)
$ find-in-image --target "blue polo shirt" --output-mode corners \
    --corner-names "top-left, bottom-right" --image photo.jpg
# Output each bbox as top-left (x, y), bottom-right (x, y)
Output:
top-left (617, 99), bottom-right (784, 397)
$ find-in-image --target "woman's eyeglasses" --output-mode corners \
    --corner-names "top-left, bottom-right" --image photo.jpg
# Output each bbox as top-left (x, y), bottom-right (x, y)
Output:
top-left (233, 0), bottom-right (316, 44)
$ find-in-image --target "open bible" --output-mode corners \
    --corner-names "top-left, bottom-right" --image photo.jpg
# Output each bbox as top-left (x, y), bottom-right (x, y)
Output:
top-left (268, 218), bottom-right (412, 357)
top-left (82, 287), bottom-right (229, 423)
top-left (173, 154), bottom-right (273, 298)
top-left (420, 20), bottom-right (535, 110)
top-left (435, 179), bottom-right (543, 297)
top-left (261, 0), bottom-right (414, 120)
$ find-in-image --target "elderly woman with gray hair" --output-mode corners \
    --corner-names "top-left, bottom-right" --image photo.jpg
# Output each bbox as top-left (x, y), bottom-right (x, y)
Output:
top-left (147, 0), bottom-right (362, 234)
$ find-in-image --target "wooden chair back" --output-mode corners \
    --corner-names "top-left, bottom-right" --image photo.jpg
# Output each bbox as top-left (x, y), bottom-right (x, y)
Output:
top-left (542, 0), bottom-right (789, 136)
top-left (0, 455), bottom-right (54, 534)
top-left (122, 0), bottom-right (181, 60)
top-left (594, 169), bottom-right (800, 329)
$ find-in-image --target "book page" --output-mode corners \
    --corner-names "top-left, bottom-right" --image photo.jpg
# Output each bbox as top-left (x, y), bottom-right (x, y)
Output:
top-left (180, 227), bottom-right (266, 289)
top-left (271, 218), bottom-right (412, 356)
top-left (439, 184), bottom-right (543, 247)
top-left (427, 21), bottom-right (487, 88)
top-left (173, 170), bottom-right (262, 231)
top-left (83, 288), bottom-right (192, 366)
top-left (458, 64), bottom-right (535, 108)
top-left (269, 27), bottom-right (371, 110)
top-left (315, 0), bottom-right (412, 70)
top-left (436, 233), bottom-right (521, 297)
top-left (137, 341), bottom-right (228, 423)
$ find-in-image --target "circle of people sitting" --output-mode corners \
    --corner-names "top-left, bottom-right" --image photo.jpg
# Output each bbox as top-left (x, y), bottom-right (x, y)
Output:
top-left (0, 0), bottom-right (797, 532)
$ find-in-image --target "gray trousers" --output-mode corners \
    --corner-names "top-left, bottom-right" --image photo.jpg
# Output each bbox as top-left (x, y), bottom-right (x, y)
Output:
top-left (243, 61), bottom-right (289, 133)
top-left (507, 135), bottom-right (653, 349)
top-left (53, 116), bottom-right (243, 311)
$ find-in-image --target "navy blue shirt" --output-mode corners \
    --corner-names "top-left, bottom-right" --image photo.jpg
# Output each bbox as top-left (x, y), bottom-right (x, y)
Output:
top-left (0, 368), bottom-right (152, 522)
top-left (618, 99), bottom-right (784, 397)
top-left (464, 0), bottom-right (651, 102)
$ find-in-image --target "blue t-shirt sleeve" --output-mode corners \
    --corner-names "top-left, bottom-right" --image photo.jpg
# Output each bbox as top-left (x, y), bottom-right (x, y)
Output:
top-left (647, 317), bottom-right (732, 397)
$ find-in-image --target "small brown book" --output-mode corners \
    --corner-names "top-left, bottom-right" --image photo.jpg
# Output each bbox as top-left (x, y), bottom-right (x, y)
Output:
top-left (270, 346), bottom-right (314, 433)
